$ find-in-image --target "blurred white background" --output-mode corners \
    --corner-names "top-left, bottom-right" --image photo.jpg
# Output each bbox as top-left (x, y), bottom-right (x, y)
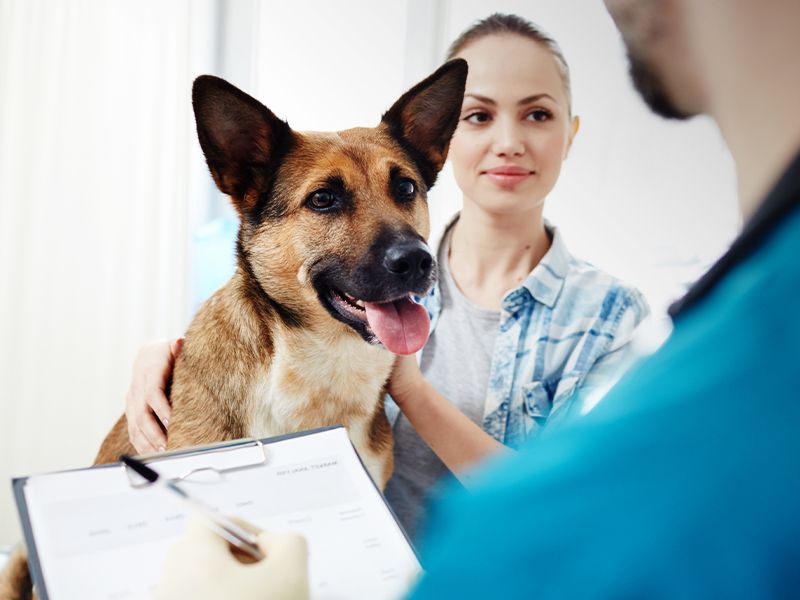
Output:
top-left (0, 0), bottom-right (737, 544)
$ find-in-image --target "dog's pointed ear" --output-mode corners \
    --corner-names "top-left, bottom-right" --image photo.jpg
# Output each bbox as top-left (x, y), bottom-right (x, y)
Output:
top-left (192, 75), bottom-right (294, 213)
top-left (381, 59), bottom-right (468, 189)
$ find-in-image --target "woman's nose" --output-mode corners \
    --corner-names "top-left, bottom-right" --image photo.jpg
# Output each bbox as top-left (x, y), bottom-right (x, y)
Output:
top-left (491, 119), bottom-right (525, 157)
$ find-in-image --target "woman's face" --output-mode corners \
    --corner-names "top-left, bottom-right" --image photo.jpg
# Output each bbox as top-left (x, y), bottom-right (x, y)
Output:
top-left (450, 34), bottom-right (577, 217)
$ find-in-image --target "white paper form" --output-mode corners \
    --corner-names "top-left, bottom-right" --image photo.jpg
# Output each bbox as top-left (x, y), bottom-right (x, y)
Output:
top-left (20, 427), bottom-right (421, 600)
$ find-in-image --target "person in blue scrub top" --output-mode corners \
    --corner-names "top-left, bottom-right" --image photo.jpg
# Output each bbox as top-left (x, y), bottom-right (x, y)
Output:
top-left (155, 0), bottom-right (800, 597)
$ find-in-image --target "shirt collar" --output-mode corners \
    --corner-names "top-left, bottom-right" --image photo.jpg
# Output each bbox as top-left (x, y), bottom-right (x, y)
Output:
top-left (669, 149), bottom-right (800, 319)
top-left (431, 214), bottom-right (571, 311)
top-left (433, 214), bottom-right (569, 311)
top-left (509, 222), bottom-right (569, 309)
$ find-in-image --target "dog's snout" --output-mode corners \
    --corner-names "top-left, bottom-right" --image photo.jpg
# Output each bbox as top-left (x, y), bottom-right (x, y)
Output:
top-left (384, 240), bottom-right (434, 282)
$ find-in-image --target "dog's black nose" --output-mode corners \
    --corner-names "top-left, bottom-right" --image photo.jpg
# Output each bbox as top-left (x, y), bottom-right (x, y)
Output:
top-left (384, 239), bottom-right (434, 282)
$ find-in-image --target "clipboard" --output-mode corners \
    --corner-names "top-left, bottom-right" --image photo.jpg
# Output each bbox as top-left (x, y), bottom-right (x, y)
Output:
top-left (13, 426), bottom-right (421, 600)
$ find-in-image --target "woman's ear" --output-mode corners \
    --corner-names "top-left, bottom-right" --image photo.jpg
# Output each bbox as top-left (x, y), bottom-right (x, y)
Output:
top-left (564, 115), bottom-right (580, 159)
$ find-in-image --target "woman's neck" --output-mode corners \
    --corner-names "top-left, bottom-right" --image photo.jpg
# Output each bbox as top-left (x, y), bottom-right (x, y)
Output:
top-left (447, 202), bottom-right (551, 310)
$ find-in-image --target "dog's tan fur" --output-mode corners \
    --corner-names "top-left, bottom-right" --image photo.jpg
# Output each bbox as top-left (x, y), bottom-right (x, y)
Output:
top-left (1, 61), bottom-right (467, 600)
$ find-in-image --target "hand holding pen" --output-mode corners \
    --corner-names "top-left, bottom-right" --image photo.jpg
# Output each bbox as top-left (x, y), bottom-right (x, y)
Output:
top-left (121, 455), bottom-right (310, 599)
top-left (121, 454), bottom-right (264, 560)
top-left (155, 516), bottom-right (310, 600)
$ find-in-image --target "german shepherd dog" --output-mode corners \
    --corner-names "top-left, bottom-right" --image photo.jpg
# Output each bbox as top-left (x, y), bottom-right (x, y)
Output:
top-left (0, 60), bottom-right (467, 599)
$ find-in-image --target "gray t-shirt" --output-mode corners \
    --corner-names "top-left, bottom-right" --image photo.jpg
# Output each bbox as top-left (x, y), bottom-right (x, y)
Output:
top-left (384, 230), bottom-right (500, 541)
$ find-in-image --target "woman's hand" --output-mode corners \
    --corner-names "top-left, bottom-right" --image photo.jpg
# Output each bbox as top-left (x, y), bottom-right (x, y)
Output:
top-left (386, 353), bottom-right (426, 407)
top-left (125, 338), bottom-right (182, 454)
top-left (154, 516), bottom-right (309, 600)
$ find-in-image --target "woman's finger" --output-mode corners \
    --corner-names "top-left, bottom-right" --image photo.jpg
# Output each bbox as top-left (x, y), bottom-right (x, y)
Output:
top-left (136, 411), bottom-right (168, 452)
top-left (146, 389), bottom-right (172, 430)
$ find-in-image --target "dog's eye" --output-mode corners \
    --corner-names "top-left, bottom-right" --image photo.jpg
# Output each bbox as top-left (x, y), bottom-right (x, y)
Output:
top-left (307, 190), bottom-right (337, 211)
top-left (396, 179), bottom-right (416, 202)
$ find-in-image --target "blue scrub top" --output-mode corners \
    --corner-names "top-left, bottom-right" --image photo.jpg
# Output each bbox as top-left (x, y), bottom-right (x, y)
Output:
top-left (408, 155), bottom-right (800, 599)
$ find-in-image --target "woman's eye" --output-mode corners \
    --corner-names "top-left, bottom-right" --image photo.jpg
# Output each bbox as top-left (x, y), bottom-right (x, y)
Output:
top-left (307, 190), bottom-right (337, 211)
top-left (527, 109), bottom-right (553, 122)
top-left (464, 111), bottom-right (490, 124)
top-left (396, 179), bottom-right (416, 201)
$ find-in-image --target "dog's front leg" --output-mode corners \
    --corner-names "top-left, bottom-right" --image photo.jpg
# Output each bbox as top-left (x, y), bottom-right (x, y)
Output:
top-left (348, 405), bottom-right (394, 490)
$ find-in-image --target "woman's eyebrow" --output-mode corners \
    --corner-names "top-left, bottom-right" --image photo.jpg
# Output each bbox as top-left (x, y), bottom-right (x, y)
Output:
top-left (517, 93), bottom-right (556, 106)
top-left (463, 93), bottom-right (557, 106)
top-left (464, 93), bottom-right (496, 105)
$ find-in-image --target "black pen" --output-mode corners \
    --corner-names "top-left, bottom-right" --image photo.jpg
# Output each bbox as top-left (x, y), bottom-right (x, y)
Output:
top-left (120, 454), bottom-right (265, 561)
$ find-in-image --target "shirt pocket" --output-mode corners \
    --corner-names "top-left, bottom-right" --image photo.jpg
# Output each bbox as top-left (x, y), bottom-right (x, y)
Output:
top-left (522, 381), bottom-right (552, 427)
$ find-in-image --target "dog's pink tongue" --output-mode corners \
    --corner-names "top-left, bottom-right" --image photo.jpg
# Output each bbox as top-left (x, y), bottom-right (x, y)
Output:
top-left (363, 297), bottom-right (430, 355)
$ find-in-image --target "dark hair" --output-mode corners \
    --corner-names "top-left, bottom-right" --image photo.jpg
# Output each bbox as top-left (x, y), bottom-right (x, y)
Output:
top-left (446, 13), bottom-right (572, 115)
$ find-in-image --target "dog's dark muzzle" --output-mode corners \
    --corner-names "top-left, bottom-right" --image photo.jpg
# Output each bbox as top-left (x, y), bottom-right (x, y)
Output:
top-left (383, 238), bottom-right (434, 291)
top-left (310, 228), bottom-right (436, 348)
top-left (311, 226), bottom-right (437, 307)
top-left (354, 227), bottom-right (436, 300)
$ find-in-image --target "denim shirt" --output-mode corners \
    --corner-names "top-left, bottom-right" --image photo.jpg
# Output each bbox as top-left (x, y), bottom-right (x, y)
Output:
top-left (387, 218), bottom-right (650, 448)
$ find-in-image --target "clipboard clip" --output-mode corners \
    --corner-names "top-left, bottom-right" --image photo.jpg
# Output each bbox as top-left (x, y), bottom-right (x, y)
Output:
top-left (121, 438), bottom-right (269, 489)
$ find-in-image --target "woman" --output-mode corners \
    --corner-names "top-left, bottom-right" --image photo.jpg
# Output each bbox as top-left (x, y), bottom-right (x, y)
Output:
top-left (128, 14), bottom-right (648, 545)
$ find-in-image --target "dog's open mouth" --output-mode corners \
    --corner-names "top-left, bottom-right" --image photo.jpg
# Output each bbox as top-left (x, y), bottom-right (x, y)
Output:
top-left (326, 287), bottom-right (430, 356)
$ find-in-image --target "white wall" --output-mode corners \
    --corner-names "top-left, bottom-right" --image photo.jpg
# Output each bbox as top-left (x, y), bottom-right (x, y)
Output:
top-left (0, 0), bottom-right (738, 545)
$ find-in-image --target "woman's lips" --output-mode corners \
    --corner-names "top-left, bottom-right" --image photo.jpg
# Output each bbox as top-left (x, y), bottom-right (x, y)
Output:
top-left (482, 166), bottom-right (535, 188)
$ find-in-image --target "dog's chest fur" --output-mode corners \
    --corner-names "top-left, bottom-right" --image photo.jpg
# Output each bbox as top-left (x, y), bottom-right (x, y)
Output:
top-left (247, 327), bottom-right (395, 438)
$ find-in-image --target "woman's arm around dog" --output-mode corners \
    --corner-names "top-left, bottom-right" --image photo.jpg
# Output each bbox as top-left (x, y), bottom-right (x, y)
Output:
top-left (387, 354), bottom-right (508, 485)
